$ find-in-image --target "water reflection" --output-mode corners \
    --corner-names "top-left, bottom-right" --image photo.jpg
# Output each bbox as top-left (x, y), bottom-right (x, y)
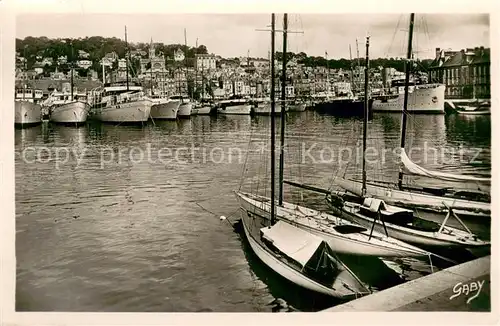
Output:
top-left (15, 124), bottom-right (43, 146)
top-left (15, 113), bottom-right (491, 312)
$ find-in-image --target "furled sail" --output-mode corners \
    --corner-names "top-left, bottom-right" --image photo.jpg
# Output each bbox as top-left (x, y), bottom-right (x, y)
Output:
top-left (400, 148), bottom-right (490, 184)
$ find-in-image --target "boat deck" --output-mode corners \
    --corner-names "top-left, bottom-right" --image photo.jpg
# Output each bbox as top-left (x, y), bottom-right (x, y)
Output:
top-left (322, 255), bottom-right (490, 312)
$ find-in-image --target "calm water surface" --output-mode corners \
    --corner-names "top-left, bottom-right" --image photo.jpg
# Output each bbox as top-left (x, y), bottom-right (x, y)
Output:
top-left (15, 112), bottom-right (491, 312)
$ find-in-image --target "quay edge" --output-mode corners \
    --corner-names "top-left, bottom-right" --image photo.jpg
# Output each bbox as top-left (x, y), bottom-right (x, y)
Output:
top-left (322, 255), bottom-right (491, 312)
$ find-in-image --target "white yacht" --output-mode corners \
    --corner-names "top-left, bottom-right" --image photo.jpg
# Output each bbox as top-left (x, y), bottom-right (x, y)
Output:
top-left (217, 97), bottom-right (252, 115)
top-left (372, 83), bottom-right (446, 113)
top-left (45, 89), bottom-right (90, 124)
top-left (170, 96), bottom-right (192, 118)
top-left (89, 82), bottom-right (152, 123)
top-left (14, 87), bottom-right (43, 126)
top-left (150, 95), bottom-right (181, 120)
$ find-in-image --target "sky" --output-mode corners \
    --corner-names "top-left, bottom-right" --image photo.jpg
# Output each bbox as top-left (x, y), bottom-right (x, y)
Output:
top-left (15, 13), bottom-right (490, 60)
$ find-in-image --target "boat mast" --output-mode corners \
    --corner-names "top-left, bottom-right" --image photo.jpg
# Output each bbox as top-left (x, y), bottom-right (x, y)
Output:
top-left (349, 44), bottom-right (355, 94)
top-left (70, 41), bottom-right (74, 101)
top-left (149, 38), bottom-right (154, 96)
top-left (270, 13), bottom-right (276, 225)
top-left (23, 45), bottom-right (27, 100)
top-left (201, 57), bottom-right (205, 101)
top-left (125, 26), bottom-right (130, 91)
top-left (362, 36), bottom-right (370, 196)
top-left (184, 28), bottom-right (189, 100)
top-left (398, 13), bottom-right (415, 190)
top-left (278, 13), bottom-right (288, 206)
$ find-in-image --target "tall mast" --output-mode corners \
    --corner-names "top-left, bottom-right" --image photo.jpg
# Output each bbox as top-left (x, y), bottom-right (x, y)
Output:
top-left (349, 44), bottom-right (355, 93)
top-left (201, 57), bottom-right (205, 100)
top-left (149, 38), bottom-right (154, 96)
top-left (398, 13), bottom-right (415, 189)
top-left (247, 49), bottom-right (251, 98)
top-left (70, 41), bottom-right (74, 100)
top-left (124, 26), bottom-right (130, 90)
top-left (184, 28), bottom-right (189, 100)
top-left (162, 65), bottom-right (166, 97)
top-left (270, 13), bottom-right (276, 225)
top-left (362, 36), bottom-right (370, 196)
top-left (356, 39), bottom-right (360, 90)
top-left (278, 13), bottom-right (288, 206)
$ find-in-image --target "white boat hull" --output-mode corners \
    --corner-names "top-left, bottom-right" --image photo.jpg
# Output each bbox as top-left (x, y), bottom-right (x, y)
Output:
top-left (372, 84), bottom-right (446, 113)
top-left (92, 99), bottom-right (152, 123)
top-left (15, 100), bottom-right (42, 125)
top-left (178, 103), bottom-right (192, 118)
top-left (334, 177), bottom-right (490, 215)
top-left (150, 100), bottom-right (180, 120)
top-left (241, 213), bottom-right (359, 298)
top-left (330, 203), bottom-right (489, 248)
top-left (253, 103), bottom-right (287, 115)
top-left (236, 192), bottom-right (429, 257)
top-left (50, 101), bottom-right (89, 123)
top-left (218, 104), bottom-right (252, 115)
top-left (192, 106), bottom-right (212, 115)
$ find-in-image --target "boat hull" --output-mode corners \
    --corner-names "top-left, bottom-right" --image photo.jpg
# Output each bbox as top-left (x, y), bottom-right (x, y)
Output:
top-left (92, 99), bottom-right (152, 123)
top-left (50, 101), bottom-right (89, 124)
top-left (15, 100), bottom-right (42, 125)
top-left (288, 103), bottom-right (307, 112)
top-left (218, 104), bottom-right (252, 115)
top-left (150, 100), bottom-right (180, 120)
top-left (315, 99), bottom-right (373, 118)
top-left (372, 84), bottom-right (446, 113)
top-left (333, 177), bottom-right (490, 216)
top-left (240, 212), bottom-right (364, 299)
top-left (253, 103), bottom-right (287, 115)
top-left (178, 103), bottom-right (192, 118)
top-left (192, 105), bottom-right (212, 115)
top-left (236, 192), bottom-right (429, 257)
top-left (329, 203), bottom-right (489, 248)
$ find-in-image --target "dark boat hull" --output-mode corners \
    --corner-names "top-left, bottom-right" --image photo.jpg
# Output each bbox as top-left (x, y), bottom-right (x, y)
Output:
top-left (315, 98), bottom-right (373, 119)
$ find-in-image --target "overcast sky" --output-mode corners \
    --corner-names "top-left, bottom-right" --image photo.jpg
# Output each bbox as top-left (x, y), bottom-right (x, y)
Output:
top-left (15, 13), bottom-right (489, 60)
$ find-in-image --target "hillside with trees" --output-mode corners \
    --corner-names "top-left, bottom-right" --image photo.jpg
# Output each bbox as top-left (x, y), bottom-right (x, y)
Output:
top-left (16, 37), bottom-right (433, 75)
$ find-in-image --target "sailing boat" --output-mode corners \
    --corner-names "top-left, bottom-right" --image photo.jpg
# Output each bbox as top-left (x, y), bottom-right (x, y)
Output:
top-left (236, 15), bottom-right (430, 259)
top-left (89, 26), bottom-right (152, 123)
top-left (333, 14), bottom-right (491, 218)
top-left (49, 41), bottom-right (90, 125)
top-left (236, 14), bottom-right (371, 299)
top-left (191, 43), bottom-right (212, 115)
top-left (453, 87), bottom-right (491, 115)
top-left (177, 28), bottom-right (193, 118)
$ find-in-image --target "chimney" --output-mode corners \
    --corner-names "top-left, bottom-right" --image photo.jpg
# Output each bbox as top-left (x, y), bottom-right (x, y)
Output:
top-left (435, 47), bottom-right (441, 59)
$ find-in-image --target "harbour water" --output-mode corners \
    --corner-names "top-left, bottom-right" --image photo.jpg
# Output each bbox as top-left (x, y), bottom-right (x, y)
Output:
top-left (15, 112), bottom-right (491, 312)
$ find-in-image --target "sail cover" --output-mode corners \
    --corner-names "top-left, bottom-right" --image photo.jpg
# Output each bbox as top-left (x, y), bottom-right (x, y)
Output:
top-left (400, 148), bottom-right (490, 183)
top-left (260, 221), bottom-right (324, 268)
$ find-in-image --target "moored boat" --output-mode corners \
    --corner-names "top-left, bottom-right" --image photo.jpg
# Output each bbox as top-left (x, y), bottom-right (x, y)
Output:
top-left (15, 100), bottom-right (42, 126)
top-left (240, 207), bottom-right (371, 298)
top-left (14, 87), bottom-right (43, 126)
top-left (89, 83), bottom-right (152, 123)
top-left (327, 194), bottom-right (489, 249)
top-left (217, 98), bottom-right (252, 115)
top-left (372, 83), bottom-right (446, 113)
top-left (150, 97), bottom-right (180, 120)
top-left (177, 100), bottom-right (192, 118)
top-left (236, 192), bottom-right (431, 258)
top-left (50, 100), bottom-right (89, 124)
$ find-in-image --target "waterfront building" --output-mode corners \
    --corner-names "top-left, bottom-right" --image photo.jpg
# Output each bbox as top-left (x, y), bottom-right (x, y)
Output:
top-left (195, 54), bottom-right (216, 70)
top-left (428, 46), bottom-right (490, 99)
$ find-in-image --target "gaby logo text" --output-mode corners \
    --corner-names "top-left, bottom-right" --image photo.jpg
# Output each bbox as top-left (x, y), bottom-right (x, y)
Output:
top-left (449, 280), bottom-right (485, 304)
